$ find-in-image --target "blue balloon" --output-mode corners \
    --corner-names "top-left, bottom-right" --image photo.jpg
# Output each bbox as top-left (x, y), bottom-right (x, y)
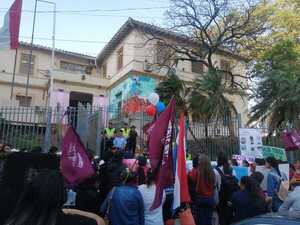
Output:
top-left (156, 101), bottom-right (166, 113)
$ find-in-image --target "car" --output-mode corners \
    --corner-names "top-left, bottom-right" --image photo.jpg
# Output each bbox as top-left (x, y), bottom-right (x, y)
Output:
top-left (233, 213), bottom-right (300, 225)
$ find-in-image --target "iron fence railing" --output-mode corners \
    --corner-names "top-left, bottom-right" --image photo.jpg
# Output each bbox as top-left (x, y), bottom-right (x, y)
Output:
top-left (0, 106), bottom-right (287, 160)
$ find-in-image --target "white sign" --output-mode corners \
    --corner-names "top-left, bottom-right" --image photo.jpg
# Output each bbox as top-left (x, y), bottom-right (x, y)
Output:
top-left (239, 128), bottom-right (263, 158)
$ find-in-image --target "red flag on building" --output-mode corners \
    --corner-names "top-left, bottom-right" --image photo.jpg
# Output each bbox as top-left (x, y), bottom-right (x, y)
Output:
top-left (148, 98), bottom-right (176, 210)
top-left (0, 0), bottom-right (22, 50)
top-left (173, 112), bottom-right (191, 209)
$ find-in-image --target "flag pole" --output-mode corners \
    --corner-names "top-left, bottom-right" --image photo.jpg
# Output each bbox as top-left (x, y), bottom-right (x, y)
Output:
top-left (10, 48), bottom-right (18, 100)
top-left (25, 0), bottom-right (38, 106)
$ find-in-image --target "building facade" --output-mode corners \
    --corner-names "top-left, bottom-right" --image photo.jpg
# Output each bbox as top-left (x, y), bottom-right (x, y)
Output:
top-left (96, 18), bottom-right (249, 124)
top-left (0, 42), bottom-right (109, 110)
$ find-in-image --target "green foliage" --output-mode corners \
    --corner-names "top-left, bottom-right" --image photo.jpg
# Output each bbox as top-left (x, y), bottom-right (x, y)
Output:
top-left (249, 40), bottom-right (300, 129)
top-left (156, 70), bottom-right (245, 121)
top-left (189, 69), bottom-right (243, 121)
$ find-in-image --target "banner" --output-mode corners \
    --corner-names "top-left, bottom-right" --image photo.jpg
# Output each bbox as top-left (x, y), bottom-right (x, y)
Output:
top-left (60, 126), bottom-right (95, 187)
top-left (148, 98), bottom-right (176, 210)
top-left (282, 130), bottom-right (300, 151)
top-left (262, 145), bottom-right (287, 162)
top-left (239, 128), bottom-right (263, 158)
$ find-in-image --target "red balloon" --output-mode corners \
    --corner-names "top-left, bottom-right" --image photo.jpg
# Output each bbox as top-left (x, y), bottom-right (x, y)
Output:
top-left (145, 105), bottom-right (156, 116)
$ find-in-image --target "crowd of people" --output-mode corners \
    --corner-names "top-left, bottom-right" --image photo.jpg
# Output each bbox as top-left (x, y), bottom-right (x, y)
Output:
top-left (0, 132), bottom-right (300, 225)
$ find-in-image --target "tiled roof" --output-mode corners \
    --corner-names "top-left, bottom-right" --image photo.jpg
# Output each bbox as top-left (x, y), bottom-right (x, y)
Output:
top-left (20, 41), bottom-right (96, 61)
top-left (96, 18), bottom-right (245, 67)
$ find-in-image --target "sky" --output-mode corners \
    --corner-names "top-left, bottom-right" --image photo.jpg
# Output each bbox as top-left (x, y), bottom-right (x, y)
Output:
top-left (0, 0), bottom-right (169, 56)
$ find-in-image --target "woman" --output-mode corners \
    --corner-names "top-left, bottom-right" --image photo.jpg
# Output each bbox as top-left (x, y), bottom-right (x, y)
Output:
top-left (265, 157), bottom-right (287, 212)
top-left (231, 176), bottom-right (267, 222)
top-left (5, 170), bottom-right (102, 225)
top-left (138, 169), bottom-right (165, 225)
top-left (101, 169), bottom-right (144, 225)
top-left (188, 154), bottom-right (215, 225)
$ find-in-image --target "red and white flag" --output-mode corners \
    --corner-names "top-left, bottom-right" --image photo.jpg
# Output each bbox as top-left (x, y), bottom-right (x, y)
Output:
top-left (173, 112), bottom-right (191, 210)
top-left (0, 0), bottom-right (22, 50)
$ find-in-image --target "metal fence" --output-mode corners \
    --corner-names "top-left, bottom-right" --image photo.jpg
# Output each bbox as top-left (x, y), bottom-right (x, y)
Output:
top-left (187, 116), bottom-right (242, 160)
top-left (0, 106), bottom-right (286, 159)
top-left (0, 105), bottom-right (153, 156)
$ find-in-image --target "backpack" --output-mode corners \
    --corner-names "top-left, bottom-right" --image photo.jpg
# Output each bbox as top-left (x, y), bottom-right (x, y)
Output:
top-left (216, 167), bottom-right (240, 204)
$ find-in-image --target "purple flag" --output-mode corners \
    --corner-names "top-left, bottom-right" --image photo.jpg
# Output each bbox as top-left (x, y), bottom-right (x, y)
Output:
top-left (60, 126), bottom-right (95, 187)
top-left (282, 130), bottom-right (300, 151)
top-left (148, 98), bottom-right (176, 210)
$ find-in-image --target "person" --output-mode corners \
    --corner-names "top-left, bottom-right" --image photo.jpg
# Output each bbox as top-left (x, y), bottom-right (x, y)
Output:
top-left (242, 160), bottom-right (250, 167)
top-left (0, 144), bottom-right (11, 155)
top-left (231, 158), bottom-right (239, 167)
top-left (279, 182), bottom-right (300, 219)
top-left (291, 160), bottom-right (300, 186)
top-left (136, 155), bottom-right (148, 185)
top-left (49, 146), bottom-right (59, 155)
top-left (121, 122), bottom-right (130, 139)
top-left (139, 169), bottom-right (165, 225)
top-left (231, 176), bottom-right (267, 222)
top-left (250, 171), bottom-right (265, 187)
top-left (265, 157), bottom-right (288, 212)
top-left (104, 122), bottom-right (116, 151)
top-left (216, 152), bottom-right (239, 225)
top-left (4, 170), bottom-right (102, 225)
top-left (113, 129), bottom-right (127, 151)
top-left (188, 155), bottom-right (216, 225)
top-left (101, 169), bottom-right (144, 225)
top-left (127, 125), bottom-right (138, 157)
top-left (104, 151), bottom-right (126, 196)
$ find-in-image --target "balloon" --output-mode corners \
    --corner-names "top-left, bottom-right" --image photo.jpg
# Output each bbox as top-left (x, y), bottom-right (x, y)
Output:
top-left (148, 92), bottom-right (160, 105)
top-left (156, 101), bottom-right (166, 113)
top-left (145, 105), bottom-right (156, 116)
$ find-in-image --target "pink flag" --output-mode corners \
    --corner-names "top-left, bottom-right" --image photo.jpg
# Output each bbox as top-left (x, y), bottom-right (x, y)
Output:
top-left (0, 0), bottom-right (22, 50)
top-left (173, 113), bottom-right (191, 209)
top-left (148, 98), bottom-right (176, 210)
top-left (60, 126), bottom-right (95, 187)
top-left (282, 130), bottom-right (300, 151)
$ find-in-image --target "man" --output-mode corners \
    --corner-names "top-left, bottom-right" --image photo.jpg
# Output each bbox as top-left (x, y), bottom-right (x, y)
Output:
top-left (121, 123), bottom-right (130, 139)
top-left (113, 129), bottom-right (127, 151)
top-left (127, 125), bottom-right (138, 157)
top-left (104, 122), bottom-right (116, 151)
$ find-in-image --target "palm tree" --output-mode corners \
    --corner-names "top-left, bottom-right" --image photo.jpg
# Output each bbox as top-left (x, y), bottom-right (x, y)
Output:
top-left (189, 69), bottom-right (245, 137)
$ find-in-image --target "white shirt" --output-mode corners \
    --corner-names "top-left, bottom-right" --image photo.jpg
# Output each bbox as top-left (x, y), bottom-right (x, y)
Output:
top-left (138, 184), bottom-right (165, 225)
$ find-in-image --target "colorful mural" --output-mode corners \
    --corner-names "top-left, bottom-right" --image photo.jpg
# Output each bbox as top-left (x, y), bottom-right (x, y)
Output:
top-left (110, 75), bottom-right (157, 111)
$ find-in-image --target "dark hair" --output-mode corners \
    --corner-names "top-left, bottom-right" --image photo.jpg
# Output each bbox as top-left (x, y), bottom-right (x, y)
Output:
top-left (255, 158), bottom-right (266, 166)
top-left (217, 152), bottom-right (229, 167)
top-left (49, 146), bottom-right (58, 154)
top-left (240, 176), bottom-right (262, 199)
top-left (242, 160), bottom-right (250, 167)
top-left (192, 157), bottom-right (199, 168)
top-left (231, 158), bottom-right (239, 166)
top-left (5, 170), bottom-right (66, 225)
top-left (250, 171), bottom-right (264, 185)
top-left (146, 169), bottom-right (155, 187)
top-left (266, 157), bottom-right (281, 176)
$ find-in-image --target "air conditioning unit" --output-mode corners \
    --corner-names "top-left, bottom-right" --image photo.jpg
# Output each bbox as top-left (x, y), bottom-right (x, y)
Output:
top-left (144, 61), bottom-right (152, 72)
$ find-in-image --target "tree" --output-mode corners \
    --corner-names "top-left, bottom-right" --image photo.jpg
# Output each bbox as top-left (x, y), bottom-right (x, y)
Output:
top-left (249, 40), bottom-right (300, 131)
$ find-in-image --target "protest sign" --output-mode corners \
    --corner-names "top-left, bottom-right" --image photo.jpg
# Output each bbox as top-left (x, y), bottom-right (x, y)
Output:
top-left (233, 166), bottom-right (249, 182)
top-left (239, 128), bottom-right (263, 158)
top-left (262, 146), bottom-right (287, 162)
top-left (232, 154), bottom-right (255, 164)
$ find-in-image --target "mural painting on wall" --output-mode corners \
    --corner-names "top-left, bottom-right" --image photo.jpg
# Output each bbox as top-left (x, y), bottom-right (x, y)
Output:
top-left (110, 75), bottom-right (157, 112)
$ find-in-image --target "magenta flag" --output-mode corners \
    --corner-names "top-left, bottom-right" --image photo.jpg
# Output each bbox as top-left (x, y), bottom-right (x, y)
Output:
top-left (0, 0), bottom-right (22, 50)
top-left (282, 130), bottom-right (300, 151)
top-left (148, 98), bottom-right (176, 210)
top-left (60, 126), bottom-right (95, 187)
